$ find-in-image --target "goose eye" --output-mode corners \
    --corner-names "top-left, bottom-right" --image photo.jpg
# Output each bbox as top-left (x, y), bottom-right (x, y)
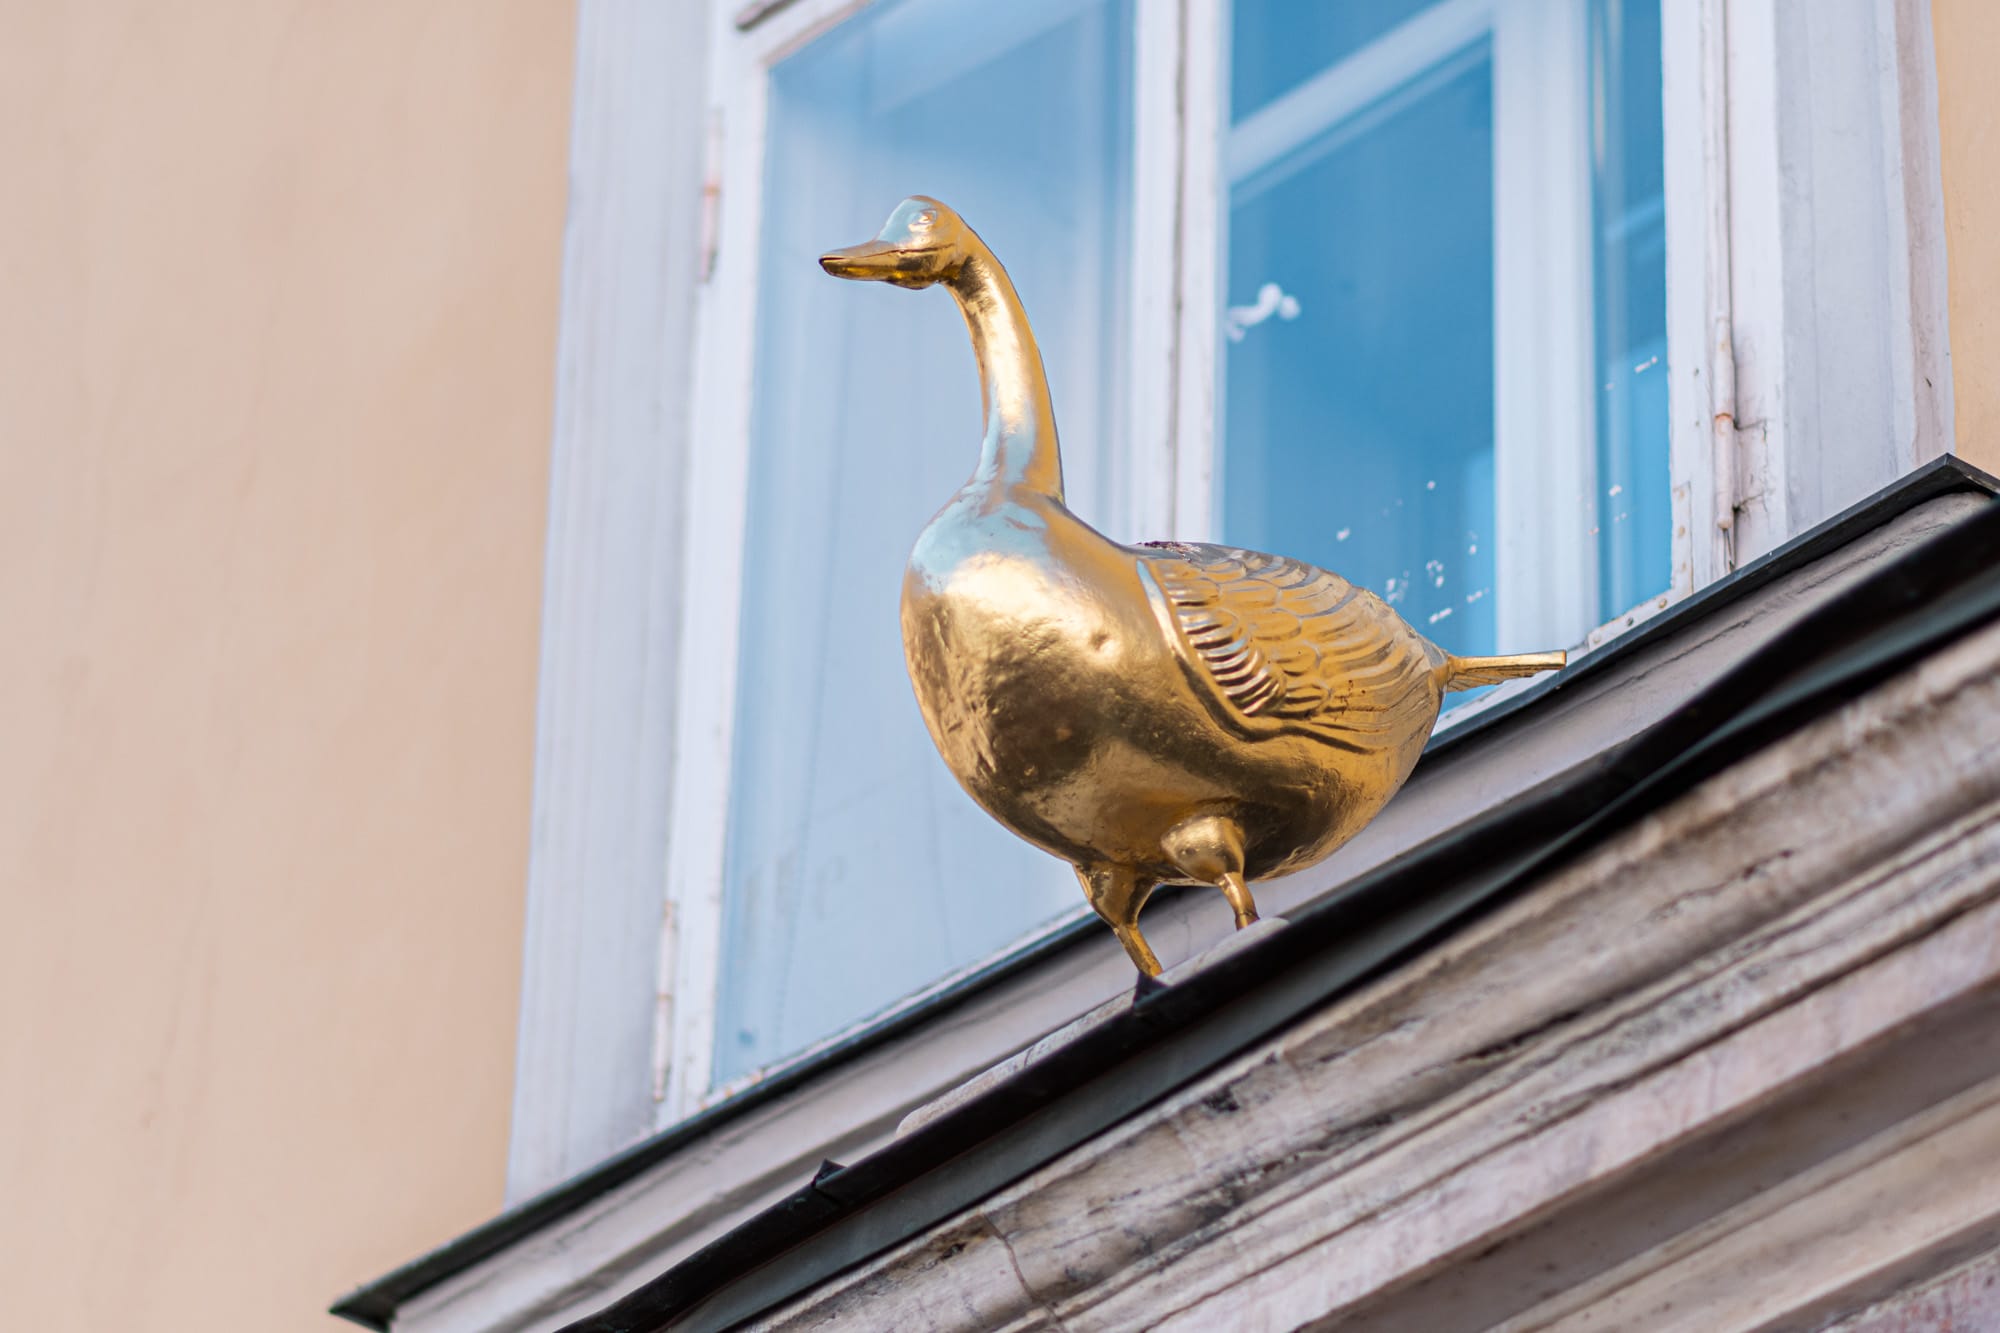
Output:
top-left (912, 210), bottom-right (937, 230)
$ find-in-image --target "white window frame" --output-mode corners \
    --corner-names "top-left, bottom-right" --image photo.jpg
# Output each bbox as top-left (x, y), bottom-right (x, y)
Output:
top-left (656, 0), bottom-right (830, 1127)
top-left (510, 0), bottom-right (1954, 1175)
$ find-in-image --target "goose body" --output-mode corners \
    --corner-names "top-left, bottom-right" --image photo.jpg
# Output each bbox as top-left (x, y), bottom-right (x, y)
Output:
top-left (824, 198), bottom-right (1563, 975)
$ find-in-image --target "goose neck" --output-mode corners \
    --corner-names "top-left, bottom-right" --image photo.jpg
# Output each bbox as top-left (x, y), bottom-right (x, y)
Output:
top-left (947, 246), bottom-right (1064, 500)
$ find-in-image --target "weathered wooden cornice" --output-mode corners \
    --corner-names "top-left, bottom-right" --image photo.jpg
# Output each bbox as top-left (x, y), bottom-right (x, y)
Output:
top-left (757, 576), bottom-right (2000, 1331)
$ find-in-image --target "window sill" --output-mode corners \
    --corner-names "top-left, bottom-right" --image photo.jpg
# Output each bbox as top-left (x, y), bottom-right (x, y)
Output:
top-left (334, 456), bottom-right (1997, 1333)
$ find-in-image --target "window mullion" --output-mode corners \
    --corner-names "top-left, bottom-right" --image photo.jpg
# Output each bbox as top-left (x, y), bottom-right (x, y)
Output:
top-left (1662, 0), bottom-right (1735, 592)
top-left (1174, 0), bottom-right (1228, 542)
top-left (1716, 0), bottom-right (1954, 565)
top-left (1718, 0), bottom-right (1792, 566)
top-left (1492, 0), bottom-right (1598, 650)
top-left (1123, 0), bottom-right (1187, 543)
top-left (655, 4), bottom-right (779, 1130)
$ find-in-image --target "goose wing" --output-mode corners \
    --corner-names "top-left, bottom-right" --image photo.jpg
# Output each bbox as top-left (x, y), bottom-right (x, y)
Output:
top-left (1137, 542), bottom-right (1445, 752)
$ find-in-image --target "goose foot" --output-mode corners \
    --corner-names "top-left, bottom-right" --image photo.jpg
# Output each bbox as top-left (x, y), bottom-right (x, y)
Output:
top-left (1219, 872), bottom-right (1259, 931)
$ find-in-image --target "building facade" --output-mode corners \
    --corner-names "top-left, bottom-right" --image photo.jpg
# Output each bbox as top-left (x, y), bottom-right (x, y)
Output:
top-left (2, 4), bottom-right (570, 1331)
top-left (7, 2), bottom-right (2000, 1331)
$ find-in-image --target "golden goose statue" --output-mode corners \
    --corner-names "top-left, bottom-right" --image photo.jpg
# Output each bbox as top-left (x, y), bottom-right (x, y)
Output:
top-left (822, 197), bottom-right (1565, 977)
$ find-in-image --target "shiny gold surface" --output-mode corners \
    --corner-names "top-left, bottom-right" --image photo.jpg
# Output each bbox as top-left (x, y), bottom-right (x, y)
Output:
top-left (822, 197), bottom-right (1566, 976)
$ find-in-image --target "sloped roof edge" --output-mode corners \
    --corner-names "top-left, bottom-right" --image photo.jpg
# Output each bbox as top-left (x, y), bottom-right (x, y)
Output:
top-left (333, 456), bottom-right (1999, 1332)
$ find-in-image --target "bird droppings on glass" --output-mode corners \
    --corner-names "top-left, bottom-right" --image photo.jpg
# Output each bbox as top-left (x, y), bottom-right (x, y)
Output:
top-left (1223, 281), bottom-right (1302, 343)
top-left (1608, 483), bottom-right (1624, 497)
top-left (1427, 606), bottom-right (1453, 624)
top-left (1336, 527), bottom-right (1351, 542)
top-left (1633, 354), bottom-right (1659, 374)
top-left (1465, 587), bottom-right (1488, 605)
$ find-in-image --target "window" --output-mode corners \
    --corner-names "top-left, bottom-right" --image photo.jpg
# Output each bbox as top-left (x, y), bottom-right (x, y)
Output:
top-left (653, 0), bottom-right (1746, 1122)
top-left (515, 0), bottom-right (1952, 1191)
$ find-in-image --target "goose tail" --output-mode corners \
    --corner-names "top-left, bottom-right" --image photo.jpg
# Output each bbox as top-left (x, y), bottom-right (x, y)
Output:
top-left (1440, 650), bottom-right (1567, 692)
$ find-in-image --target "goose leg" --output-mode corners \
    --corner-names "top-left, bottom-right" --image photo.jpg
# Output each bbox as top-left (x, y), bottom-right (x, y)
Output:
top-left (1162, 812), bottom-right (1260, 931)
top-left (1075, 863), bottom-right (1161, 977)
top-left (1113, 922), bottom-right (1162, 979)
top-left (1217, 873), bottom-right (1259, 930)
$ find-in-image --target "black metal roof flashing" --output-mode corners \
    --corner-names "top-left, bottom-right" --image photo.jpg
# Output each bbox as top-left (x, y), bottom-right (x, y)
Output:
top-left (333, 456), bottom-right (2000, 1333)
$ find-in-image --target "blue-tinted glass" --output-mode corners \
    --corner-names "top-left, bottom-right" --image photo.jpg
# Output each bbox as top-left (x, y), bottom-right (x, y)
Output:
top-left (1591, 0), bottom-right (1670, 618)
top-left (1231, 0), bottom-right (1444, 120)
top-left (715, 0), bottom-right (1132, 1086)
top-left (1223, 52), bottom-right (1498, 657)
top-left (1223, 0), bottom-right (1670, 660)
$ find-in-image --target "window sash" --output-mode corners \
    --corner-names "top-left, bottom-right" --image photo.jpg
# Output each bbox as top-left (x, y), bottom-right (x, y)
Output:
top-left (1204, 0), bottom-right (1685, 656)
top-left (661, 0), bottom-right (853, 1124)
top-left (1173, 0), bottom-right (1707, 728)
top-left (666, 0), bottom-right (1147, 1123)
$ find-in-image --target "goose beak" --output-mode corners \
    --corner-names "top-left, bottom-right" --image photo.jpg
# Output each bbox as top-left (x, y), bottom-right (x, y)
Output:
top-left (819, 239), bottom-right (903, 280)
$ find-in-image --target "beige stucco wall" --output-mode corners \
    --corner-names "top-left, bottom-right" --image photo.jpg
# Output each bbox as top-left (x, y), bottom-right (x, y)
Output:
top-left (1936, 0), bottom-right (2000, 472)
top-left (0, 4), bottom-right (572, 1330)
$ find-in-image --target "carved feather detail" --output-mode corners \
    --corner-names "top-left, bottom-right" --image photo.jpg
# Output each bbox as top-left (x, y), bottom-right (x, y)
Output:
top-left (1139, 542), bottom-right (1446, 751)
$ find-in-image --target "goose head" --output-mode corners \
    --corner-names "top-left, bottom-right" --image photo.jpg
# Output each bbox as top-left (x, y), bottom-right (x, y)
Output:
top-left (820, 196), bottom-right (969, 289)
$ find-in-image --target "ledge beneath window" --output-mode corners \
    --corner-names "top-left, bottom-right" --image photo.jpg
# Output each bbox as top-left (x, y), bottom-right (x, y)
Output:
top-left (725, 560), bottom-right (2000, 1332)
top-left (333, 456), bottom-right (1998, 1333)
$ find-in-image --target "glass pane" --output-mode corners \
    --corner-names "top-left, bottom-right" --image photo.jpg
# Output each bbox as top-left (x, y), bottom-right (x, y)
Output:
top-left (1591, 0), bottom-right (1669, 618)
top-left (715, 0), bottom-right (1133, 1086)
top-left (1222, 34), bottom-right (1497, 657)
top-left (1221, 0), bottom-right (1669, 661)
